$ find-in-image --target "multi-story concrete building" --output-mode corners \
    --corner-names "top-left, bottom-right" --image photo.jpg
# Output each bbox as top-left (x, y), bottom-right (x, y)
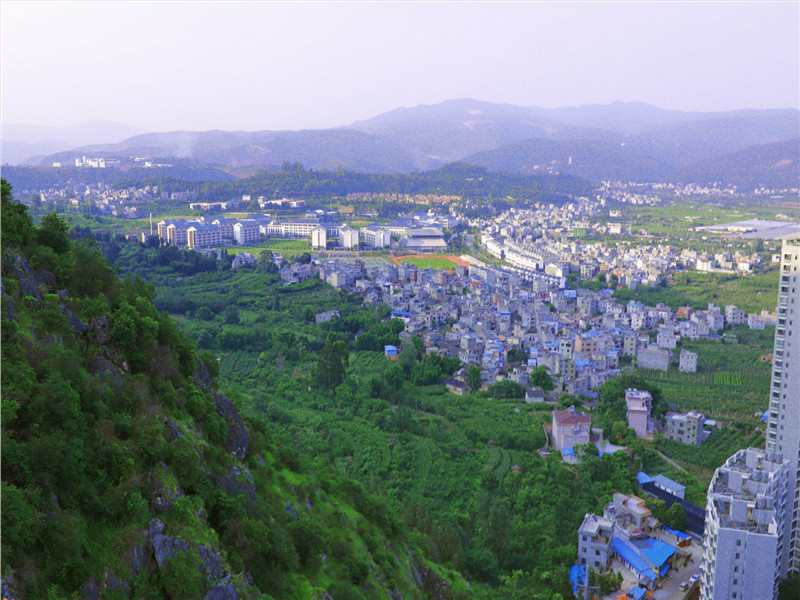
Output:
top-left (187, 224), bottom-right (222, 249)
top-left (577, 513), bottom-right (615, 572)
top-left (765, 234), bottom-right (800, 574)
top-left (233, 220), bottom-right (260, 245)
top-left (699, 448), bottom-right (790, 600)
top-left (679, 349), bottom-right (698, 373)
top-left (637, 345), bottom-right (670, 371)
top-left (311, 226), bottom-right (327, 249)
top-left (361, 223), bottom-right (391, 248)
top-left (725, 304), bottom-right (747, 326)
top-left (664, 410), bottom-right (705, 445)
top-left (212, 217), bottom-right (238, 242)
top-left (626, 388), bottom-right (652, 438)
top-left (551, 405), bottom-right (591, 454)
top-left (339, 225), bottom-right (359, 249)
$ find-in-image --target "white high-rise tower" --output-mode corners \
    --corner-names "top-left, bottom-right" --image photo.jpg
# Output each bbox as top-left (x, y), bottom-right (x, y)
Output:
top-left (765, 234), bottom-right (800, 574)
top-left (700, 234), bottom-right (800, 600)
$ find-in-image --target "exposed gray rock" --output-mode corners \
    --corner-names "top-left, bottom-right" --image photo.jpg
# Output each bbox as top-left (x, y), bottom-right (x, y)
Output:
top-left (149, 463), bottom-right (184, 513)
top-left (3, 251), bottom-right (43, 303)
top-left (104, 566), bottom-right (130, 597)
top-left (82, 577), bottom-right (100, 600)
top-left (149, 518), bottom-right (165, 537)
top-left (198, 545), bottom-right (226, 581)
top-left (195, 360), bottom-right (213, 391)
top-left (56, 289), bottom-right (69, 299)
top-left (152, 533), bottom-right (190, 567)
top-left (65, 307), bottom-right (88, 333)
top-left (90, 351), bottom-right (122, 389)
top-left (214, 393), bottom-right (248, 460)
top-left (125, 543), bottom-right (148, 577)
top-left (216, 465), bottom-right (256, 505)
top-left (89, 315), bottom-right (111, 345)
top-left (203, 583), bottom-right (239, 600)
top-left (1, 573), bottom-right (18, 600)
top-left (165, 419), bottom-right (184, 442)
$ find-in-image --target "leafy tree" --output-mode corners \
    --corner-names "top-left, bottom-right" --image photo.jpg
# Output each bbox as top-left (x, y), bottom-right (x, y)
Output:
top-left (664, 503), bottom-right (686, 530)
top-left (315, 338), bottom-right (349, 390)
top-left (467, 364), bottom-right (481, 392)
top-left (488, 379), bottom-right (523, 399)
top-left (530, 366), bottom-right (554, 392)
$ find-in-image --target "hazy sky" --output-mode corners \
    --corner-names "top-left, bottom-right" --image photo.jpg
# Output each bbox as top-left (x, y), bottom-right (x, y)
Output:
top-left (2, 1), bottom-right (798, 132)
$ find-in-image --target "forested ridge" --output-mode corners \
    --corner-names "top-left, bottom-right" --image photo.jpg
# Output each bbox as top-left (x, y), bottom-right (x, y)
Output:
top-left (0, 179), bottom-right (468, 600)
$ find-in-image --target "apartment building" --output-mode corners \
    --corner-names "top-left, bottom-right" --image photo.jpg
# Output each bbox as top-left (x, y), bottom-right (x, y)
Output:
top-left (699, 448), bottom-right (789, 600)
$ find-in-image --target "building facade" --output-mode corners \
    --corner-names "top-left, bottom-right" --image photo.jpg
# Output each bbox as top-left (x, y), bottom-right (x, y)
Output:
top-left (699, 448), bottom-right (789, 600)
top-left (626, 388), bottom-right (652, 438)
top-left (664, 410), bottom-right (705, 446)
top-left (765, 235), bottom-right (800, 574)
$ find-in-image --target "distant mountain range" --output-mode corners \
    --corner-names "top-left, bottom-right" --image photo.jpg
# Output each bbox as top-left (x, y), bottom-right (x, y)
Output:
top-left (1, 120), bottom-right (150, 166)
top-left (5, 100), bottom-right (799, 187)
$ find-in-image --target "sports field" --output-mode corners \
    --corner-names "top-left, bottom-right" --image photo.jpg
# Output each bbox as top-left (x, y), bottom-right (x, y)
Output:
top-left (390, 254), bottom-right (470, 270)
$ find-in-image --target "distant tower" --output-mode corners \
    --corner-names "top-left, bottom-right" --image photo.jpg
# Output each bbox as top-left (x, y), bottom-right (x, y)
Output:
top-left (765, 234), bottom-right (800, 573)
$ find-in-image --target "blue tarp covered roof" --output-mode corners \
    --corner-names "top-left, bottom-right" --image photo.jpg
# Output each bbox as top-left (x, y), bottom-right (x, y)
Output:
top-left (562, 447), bottom-right (576, 456)
top-left (384, 345), bottom-right (398, 356)
top-left (762, 409), bottom-right (770, 421)
top-left (391, 310), bottom-right (413, 317)
top-left (631, 587), bottom-right (647, 600)
top-left (638, 537), bottom-right (676, 567)
top-left (568, 564), bottom-right (588, 597)
top-left (663, 526), bottom-right (690, 540)
top-left (612, 537), bottom-right (656, 581)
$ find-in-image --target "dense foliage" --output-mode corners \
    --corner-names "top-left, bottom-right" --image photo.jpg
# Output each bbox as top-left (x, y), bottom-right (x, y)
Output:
top-left (1, 180), bottom-right (467, 600)
top-left (95, 235), bottom-right (670, 600)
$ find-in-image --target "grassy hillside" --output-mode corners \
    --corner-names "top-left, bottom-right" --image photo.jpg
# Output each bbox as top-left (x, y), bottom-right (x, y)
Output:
top-left (0, 179), bottom-right (467, 600)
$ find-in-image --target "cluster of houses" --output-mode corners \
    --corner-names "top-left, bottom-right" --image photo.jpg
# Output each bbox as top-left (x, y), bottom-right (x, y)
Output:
top-left (548, 389), bottom-right (711, 466)
top-left (478, 199), bottom-right (766, 289)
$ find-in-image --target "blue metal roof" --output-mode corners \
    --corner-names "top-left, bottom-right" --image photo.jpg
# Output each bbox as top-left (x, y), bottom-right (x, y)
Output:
top-left (637, 472), bottom-right (655, 485)
top-left (653, 474), bottom-right (686, 494)
top-left (612, 537), bottom-right (656, 581)
top-left (631, 587), bottom-right (647, 600)
top-left (639, 538), bottom-right (676, 567)
top-left (663, 526), bottom-right (690, 540)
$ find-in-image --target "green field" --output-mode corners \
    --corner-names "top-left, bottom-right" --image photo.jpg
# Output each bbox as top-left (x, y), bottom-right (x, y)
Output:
top-left (614, 269), bottom-right (780, 314)
top-left (634, 326), bottom-right (774, 424)
top-left (394, 256), bottom-right (461, 270)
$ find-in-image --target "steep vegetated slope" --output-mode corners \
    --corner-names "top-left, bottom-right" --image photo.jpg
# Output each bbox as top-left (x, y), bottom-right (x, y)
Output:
top-left (0, 179), bottom-right (467, 600)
